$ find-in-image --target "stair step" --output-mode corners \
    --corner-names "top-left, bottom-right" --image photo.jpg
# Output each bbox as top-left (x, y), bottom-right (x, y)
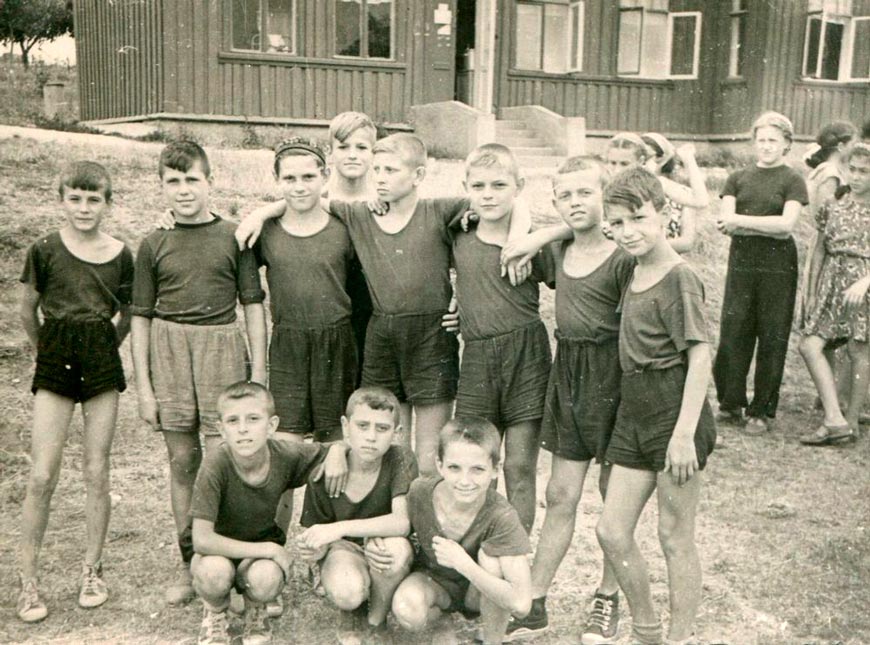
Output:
top-left (495, 120), bottom-right (531, 130)
top-left (515, 155), bottom-right (564, 170)
top-left (496, 136), bottom-right (547, 148)
top-left (506, 146), bottom-right (560, 156)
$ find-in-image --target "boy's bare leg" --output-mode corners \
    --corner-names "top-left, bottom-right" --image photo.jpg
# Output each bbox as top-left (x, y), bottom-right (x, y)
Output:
top-left (20, 390), bottom-right (75, 580)
top-left (503, 420), bottom-right (541, 532)
top-left (367, 537), bottom-right (414, 625)
top-left (191, 554), bottom-right (235, 610)
top-left (321, 548), bottom-right (370, 611)
top-left (655, 471), bottom-right (702, 641)
top-left (273, 432), bottom-right (304, 532)
top-left (596, 464), bottom-right (620, 595)
top-left (595, 465), bottom-right (659, 632)
top-left (81, 390), bottom-right (119, 567)
top-left (845, 340), bottom-right (870, 430)
top-left (412, 401), bottom-right (452, 477)
top-left (475, 551), bottom-right (511, 644)
top-left (800, 336), bottom-right (848, 425)
top-left (242, 559), bottom-right (284, 603)
top-left (530, 456), bottom-right (589, 597)
top-left (162, 431), bottom-right (203, 538)
top-left (391, 571), bottom-right (449, 632)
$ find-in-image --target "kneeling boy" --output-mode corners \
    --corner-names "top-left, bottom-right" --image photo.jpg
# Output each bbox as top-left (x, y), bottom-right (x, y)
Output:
top-left (298, 387), bottom-right (418, 638)
top-left (189, 382), bottom-right (348, 645)
top-left (391, 417), bottom-right (532, 645)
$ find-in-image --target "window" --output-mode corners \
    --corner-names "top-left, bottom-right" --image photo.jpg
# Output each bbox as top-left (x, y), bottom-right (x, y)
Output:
top-left (802, 0), bottom-right (870, 81)
top-left (728, 0), bottom-right (747, 78)
top-left (335, 0), bottom-right (394, 59)
top-left (231, 0), bottom-right (296, 53)
top-left (617, 0), bottom-right (702, 79)
top-left (514, 1), bottom-right (584, 73)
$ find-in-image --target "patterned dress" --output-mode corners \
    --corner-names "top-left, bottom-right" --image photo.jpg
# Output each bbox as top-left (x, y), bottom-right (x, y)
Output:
top-left (803, 194), bottom-right (870, 342)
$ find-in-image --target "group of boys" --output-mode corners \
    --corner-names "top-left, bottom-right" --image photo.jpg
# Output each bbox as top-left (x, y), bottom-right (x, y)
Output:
top-left (18, 110), bottom-right (715, 645)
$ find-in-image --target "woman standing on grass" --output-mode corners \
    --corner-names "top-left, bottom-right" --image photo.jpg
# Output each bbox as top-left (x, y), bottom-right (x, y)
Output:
top-left (713, 111), bottom-right (809, 435)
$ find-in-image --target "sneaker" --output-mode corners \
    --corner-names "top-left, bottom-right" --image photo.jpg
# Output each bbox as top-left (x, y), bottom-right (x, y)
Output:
top-left (198, 606), bottom-right (231, 645)
top-left (581, 591), bottom-right (619, 645)
top-left (243, 601), bottom-right (272, 645)
top-left (504, 596), bottom-right (548, 642)
top-left (78, 562), bottom-right (108, 609)
top-left (17, 576), bottom-right (48, 623)
top-left (742, 416), bottom-right (770, 437)
top-left (165, 565), bottom-right (195, 606)
top-left (265, 593), bottom-right (283, 618)
top-left (714, 407), bottom-right (745, 426)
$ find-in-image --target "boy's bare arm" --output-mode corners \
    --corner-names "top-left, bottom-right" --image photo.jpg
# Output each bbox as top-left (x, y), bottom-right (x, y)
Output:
top-left (243, 303), bottom-right (268, 385)
top-left (234, 201), bottom-right (286, 249)
top-left (114, 304), bottom-right (133, 345)
top-left (19, 283), bottom-right (41, 350)
top-left (192, 518), bottom-right (291, 578)
top-left (131, 315), bottom-right (158, 428)
top-left (500, 224), bottom-right (572, 269)
top-left (299, 496), bottom-right (410, 550)
top-left (666, 341), bottom-right (711, 485)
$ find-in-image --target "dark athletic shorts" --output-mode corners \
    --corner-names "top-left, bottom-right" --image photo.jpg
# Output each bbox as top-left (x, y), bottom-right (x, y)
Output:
top-left (456, 321), bottom-right (551, 429)
top-left (32, 318), bottom-right (125, 403)
top-left (605, 364), bottom-right (716, 472)
top-left (362, 311), bottom-right (459, 405)
top-left (269, 320), bottom-right (357, 441)
top-left (540, 335), bottom-right (621, 462)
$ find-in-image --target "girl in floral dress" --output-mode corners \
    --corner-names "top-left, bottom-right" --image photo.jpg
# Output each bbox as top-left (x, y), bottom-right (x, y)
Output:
top-left (799, 143), bottom-right (870, 445)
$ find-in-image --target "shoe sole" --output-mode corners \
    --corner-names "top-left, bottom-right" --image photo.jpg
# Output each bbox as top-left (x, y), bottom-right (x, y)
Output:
top-left (580, 633), bottom-right (618, 645)
top-left (78, 596), bottom-right (108, 609)
top-left (18, 610), bottom-right (48, 623)
top-left (503, 625), bottom-right (550, 642)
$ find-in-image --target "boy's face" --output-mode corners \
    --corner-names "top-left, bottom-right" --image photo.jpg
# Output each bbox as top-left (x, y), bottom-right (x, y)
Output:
top-left (436, 440), bottom-right (497, 504)
top-left (342, 403), bottom-right (397, 464)
top-left (331, 128), bottom-right (375, 180)
top-left (605, 200), bottom-right (665, 257)
top-left (606, 147), bottom-right (640, 174)
top-left (276, 154), bottom-right (327, 214)
top-left (552, 169), bottom-right (604, 231)
top-left (846, 155), bottom-right (870, 195)
top-left (464, 165), bottom-right (522, 223)
top-left (60, 187), bottom-right (110, 234)
top-left (754, 126), bottom-right (789, 167)
top-left (161, 161), bottom-right (211, 221)
top-left (373, 152), bottom-right (424, 203)
top-left (218, 395), bottom-right (278, 459)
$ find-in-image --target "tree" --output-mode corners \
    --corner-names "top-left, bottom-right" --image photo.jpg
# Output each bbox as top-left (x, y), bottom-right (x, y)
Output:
top-left (0, 0), bottom-right (73, 68)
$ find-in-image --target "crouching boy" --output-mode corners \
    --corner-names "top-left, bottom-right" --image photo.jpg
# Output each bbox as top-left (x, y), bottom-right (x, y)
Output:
top-left (189, 382), bottom-right (348, 645)
top-left (298, 387), bottom-right (418, 640)
top-left (391, 417), bottom-right (532, 645)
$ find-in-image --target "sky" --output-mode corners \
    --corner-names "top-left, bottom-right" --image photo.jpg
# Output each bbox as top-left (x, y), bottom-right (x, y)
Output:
top-left (5, 35), bottom-right (77, 64)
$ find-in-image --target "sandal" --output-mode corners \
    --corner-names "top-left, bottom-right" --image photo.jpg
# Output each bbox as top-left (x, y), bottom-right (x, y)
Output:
top-left (799, 423), bottom-right (854, 446)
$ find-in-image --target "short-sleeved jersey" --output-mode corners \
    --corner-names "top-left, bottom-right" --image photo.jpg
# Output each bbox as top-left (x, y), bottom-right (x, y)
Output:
top-left (408, 476), bottom-right (531, 591)
top-left (190, 439), bottom-right (328, 543)
top-left (721, 164), bottom-right (809, 217)
top-left (452, 229), bottom-right (554, 341)
top-left (816, 194), bottom-right (870, 259)
top-left (132, 216), bottom-right (265, 325)
top-left (253, 216), bottom-right (354, 327)
top-left (20, 232), bottom-right (135, 322)
top-left (552, 242), bottom-right (635, 342)
top-left (329, 199), bottom-right (467, 315)
top-left (300, 445), bottom-right (418, 545)
top-left (618, 263), bottom-right (708, 372)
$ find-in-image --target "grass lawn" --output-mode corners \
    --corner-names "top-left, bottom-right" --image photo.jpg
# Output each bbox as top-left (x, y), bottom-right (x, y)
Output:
top-left (0, 133), bottom-right (867, 644)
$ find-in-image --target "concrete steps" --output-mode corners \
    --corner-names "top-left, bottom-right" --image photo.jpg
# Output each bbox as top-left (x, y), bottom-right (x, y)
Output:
top-left (493, 118), bottom-right (563, 170)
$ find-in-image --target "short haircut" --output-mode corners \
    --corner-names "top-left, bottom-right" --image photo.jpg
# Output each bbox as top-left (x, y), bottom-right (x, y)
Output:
top-left (373, 133), bottom-right (427, 168)
top-left (607, 132), bottom-right (649, 163)
top-left (751, 111), bottom-right (794, 143)
top-left (603, 166), bottom-right (666, 213)
top-left (329, 111), bottom-right (377, 143)
top-left (217, 381), bottom-right (276, 417)
top-left (159, 140), bottom-right (211, 179)
top-left (58, 161), bottom-right (112, 201)
top-left (437, 416), bottom-right (501, 467)
top-left (273, 136), bottom-right (328, 175)
top-left (345, 386), bottom-right (401, 426)
top-left (553, 155), bottom-right (610, 190)
top-left (465, 143), bottom-right (520, 181)
top-left (844, 142), bottom-right (870, 165)
top-left (806, 121), bottom-right (858, 169)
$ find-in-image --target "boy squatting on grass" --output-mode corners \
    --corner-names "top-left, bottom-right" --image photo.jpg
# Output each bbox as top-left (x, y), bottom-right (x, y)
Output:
top-left (503, 156), bottom-right (636, 645)
top-left (131, 141), bottom-right (269, 605)
top-left (596, 167), bottom-right (716, 645)
top-left (297, 387), bottom-right (418, 641)
top-left (236, 132), bottom-right (530, 478)
top-left (390, 417), bottom-right (533, 645)
top-left (17, 161), bottom-right (134, 623)
top-left (189, 381), bottom-right (349, 645)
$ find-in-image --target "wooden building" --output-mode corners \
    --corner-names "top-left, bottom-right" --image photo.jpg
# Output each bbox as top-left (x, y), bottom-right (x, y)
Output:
top-left (75, 0), bottom-right (869, 138)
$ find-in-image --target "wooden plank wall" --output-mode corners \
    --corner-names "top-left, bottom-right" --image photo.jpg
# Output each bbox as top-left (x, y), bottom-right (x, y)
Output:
top-left (74, 0), bottom-right (163, 120)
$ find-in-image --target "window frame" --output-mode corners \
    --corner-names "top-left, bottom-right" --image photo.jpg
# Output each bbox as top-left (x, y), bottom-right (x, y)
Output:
top-left (333, 0), bottom-right (397, 61)
top-left (229, 0), bottom-right (298, 56)
top-left (513, 0), bottom-right (586, 74)
top-left (801, 2), bottom-right (870, 82)
top-left (616, 4), bottom-right (701, 80)
top-left (847, 15), bottom-right (870, 80)
top-left (728, 0), bottom-right (747, 78)
top-left (666, 11), bottom-right (701, 79)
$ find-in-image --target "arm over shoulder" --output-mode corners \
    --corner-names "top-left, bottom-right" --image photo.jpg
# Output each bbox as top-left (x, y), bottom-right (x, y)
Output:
top-left (131, 237), bottom-right (158, 318)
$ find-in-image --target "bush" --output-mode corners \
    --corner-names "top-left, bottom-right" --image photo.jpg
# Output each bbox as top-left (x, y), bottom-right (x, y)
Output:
top-left (696, 146), bottom-right (753, 169)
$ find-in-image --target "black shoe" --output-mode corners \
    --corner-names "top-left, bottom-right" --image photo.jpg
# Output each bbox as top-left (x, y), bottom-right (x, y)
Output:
top-left (504, 596), bottom-right (548, 642)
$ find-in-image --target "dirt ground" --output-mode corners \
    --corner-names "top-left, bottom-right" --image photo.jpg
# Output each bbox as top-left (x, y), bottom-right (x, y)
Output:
top-left (0, 128), bottom-right (867, 644)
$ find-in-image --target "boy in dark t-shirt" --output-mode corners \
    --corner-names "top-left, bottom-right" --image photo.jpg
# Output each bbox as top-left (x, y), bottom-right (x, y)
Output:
top-left (298, 387), bottom-right (418, 640)
top-left (190, 382), bottom-right (348, 645)
top-left (596, 168), bottom-right (716, 645)
top-left (391, 417), bottom-right (532, 645)
top-left (131, 141), bottom-right (267, 605)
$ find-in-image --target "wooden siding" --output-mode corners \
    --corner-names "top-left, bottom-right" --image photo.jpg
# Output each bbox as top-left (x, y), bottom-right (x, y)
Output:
top-left (74, 0), bottom-right (163, 121)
